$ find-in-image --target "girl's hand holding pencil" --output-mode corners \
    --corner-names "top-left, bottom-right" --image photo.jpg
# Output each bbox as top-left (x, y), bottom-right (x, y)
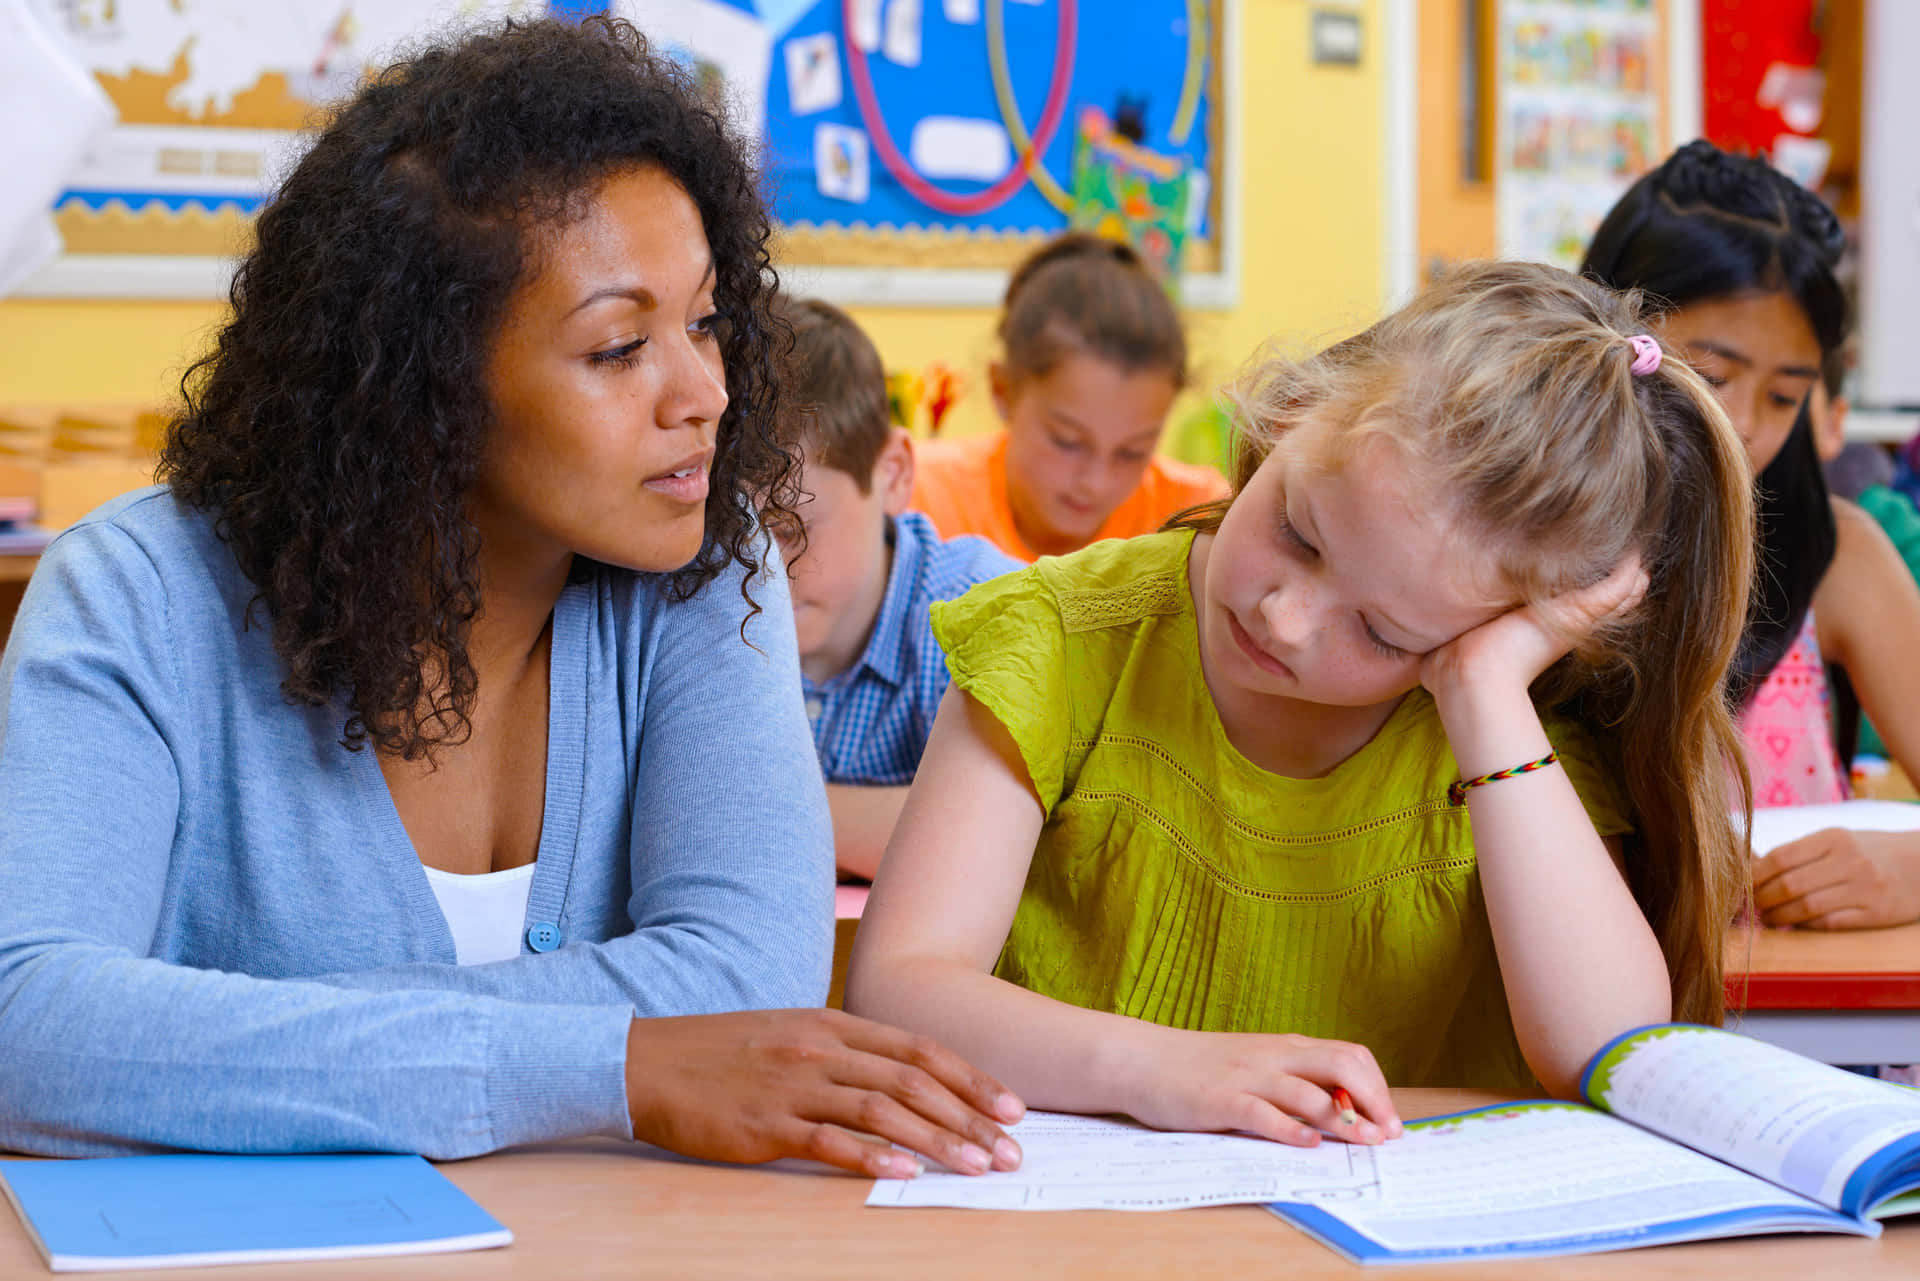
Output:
top-left (1114, 1027), bottom-right (1402, 1148)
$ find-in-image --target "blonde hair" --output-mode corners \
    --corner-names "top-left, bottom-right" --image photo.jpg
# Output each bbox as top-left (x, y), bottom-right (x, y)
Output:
top-left (1172, 259), bottom-right (1754, 1026)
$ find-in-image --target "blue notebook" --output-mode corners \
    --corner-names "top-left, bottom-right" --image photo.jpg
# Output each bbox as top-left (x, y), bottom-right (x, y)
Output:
top-left (0, 1154), bottom-right (511, 1272)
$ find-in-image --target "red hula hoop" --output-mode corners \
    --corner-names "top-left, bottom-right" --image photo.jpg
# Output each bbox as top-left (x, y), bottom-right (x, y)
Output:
top-left (841, 0), bottom-right (1078, 217)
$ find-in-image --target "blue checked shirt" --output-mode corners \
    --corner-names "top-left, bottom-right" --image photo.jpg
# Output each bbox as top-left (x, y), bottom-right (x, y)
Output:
top-left (803, 510), bottom-right (1020, 785)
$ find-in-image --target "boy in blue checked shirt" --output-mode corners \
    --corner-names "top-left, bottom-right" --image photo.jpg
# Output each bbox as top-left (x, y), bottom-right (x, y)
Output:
top-left (774, 298), bottom-right (1020, 879)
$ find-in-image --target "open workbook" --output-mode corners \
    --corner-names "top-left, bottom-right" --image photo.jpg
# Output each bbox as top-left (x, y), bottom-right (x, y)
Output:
top-left (874, 1024), bottom-right (1920, 1262)
top-left (1268, 1023), bottom-right (1920, 1264)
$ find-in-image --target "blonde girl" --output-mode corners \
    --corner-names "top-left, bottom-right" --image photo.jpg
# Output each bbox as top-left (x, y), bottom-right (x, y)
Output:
top-left (847, 260), bottom-right (1753, 1143)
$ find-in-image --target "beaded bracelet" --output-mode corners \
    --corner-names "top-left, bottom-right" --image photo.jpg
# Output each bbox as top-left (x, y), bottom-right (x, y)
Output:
top-left (1447, 751), bottom-right (1559, 806)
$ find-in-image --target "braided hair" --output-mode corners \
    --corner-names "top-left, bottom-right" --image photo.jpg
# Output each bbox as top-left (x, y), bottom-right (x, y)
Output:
top-left (1582, 140), bottom-right (1848, 701)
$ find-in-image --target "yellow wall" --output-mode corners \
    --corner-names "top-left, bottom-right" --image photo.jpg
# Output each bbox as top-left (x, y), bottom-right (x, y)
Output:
top-left (0, 0), bottom-right (1388, 458)
top-left (0, 300), bottom-right (226, 407)
top-left (1417, 0), bottom-right (1498, 272)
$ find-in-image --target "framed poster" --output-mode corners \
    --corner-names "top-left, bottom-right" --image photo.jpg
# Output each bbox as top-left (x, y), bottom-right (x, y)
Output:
top-left (1495, 0), bottom-right (1662, 268)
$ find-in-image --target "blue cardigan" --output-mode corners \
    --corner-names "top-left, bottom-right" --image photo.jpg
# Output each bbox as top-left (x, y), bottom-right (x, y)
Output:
top-left (0, 489), bottom-right (832, 1159)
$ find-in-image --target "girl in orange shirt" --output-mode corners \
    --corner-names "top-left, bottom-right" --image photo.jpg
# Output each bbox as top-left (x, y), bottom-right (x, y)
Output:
top-left (911, 234), bottom-right (1227, 561)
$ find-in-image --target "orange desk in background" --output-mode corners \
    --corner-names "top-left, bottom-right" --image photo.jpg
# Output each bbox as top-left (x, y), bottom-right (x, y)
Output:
top-left (1725, 922), bottom-right (1920, 1063)
top-left (827, 884), bottom-right (868, 1010)
top-left (0, 405), bottom-right (162, 648)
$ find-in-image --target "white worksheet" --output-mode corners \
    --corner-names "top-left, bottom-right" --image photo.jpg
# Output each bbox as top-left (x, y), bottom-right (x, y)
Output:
top-left (1747, 800), bottom-right (1920, 856)
top-left (865, 1111), bottom-right (1381, 1212)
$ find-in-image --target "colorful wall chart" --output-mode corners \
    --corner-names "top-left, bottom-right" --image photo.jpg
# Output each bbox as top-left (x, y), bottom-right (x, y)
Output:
top-left (1495, 0), bottom-right (1660, 268)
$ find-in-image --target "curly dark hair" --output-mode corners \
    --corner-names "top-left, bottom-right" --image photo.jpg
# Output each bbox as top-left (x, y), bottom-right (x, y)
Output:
top-left (160, 16), bottom-right (799, 759)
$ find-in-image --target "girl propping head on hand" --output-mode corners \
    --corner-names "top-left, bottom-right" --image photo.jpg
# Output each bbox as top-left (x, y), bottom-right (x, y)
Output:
top-left (910, 233), bottom-right (1227, 561)
top-left (0, 17), bottom-right (1022, 1178)
top-left (848, 260), bottom-right (1753, 1144)
top-left (1586, 140), bottom-right (1920, 931)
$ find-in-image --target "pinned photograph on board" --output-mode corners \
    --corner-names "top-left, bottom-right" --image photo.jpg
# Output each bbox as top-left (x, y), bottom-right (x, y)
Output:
top-left (784, 31), bottom-right (841, 115)
top-left (908, 116), bottom-right (1010, 181)
top-left (883, 0), bottom-right (921, 67)
top-left (848, 0), bottom-right (882, 51)
top-left (814, 122), bottom-right (871, 203)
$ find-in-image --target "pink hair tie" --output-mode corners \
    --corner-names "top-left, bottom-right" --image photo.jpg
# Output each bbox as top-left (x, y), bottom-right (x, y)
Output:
top-left (1627, 334), bottom-right (1662, 376)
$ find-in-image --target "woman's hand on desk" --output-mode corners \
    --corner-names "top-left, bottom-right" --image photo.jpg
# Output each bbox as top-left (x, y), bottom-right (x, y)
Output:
top-left (624, 1010), bottom-right (1026, 1178)
top-left (1753, 829), bottom-right (1920, 929)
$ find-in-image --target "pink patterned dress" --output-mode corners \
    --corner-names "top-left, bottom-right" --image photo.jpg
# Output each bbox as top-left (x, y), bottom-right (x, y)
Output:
top-left (1739, 613), bottom-right (1850, 809)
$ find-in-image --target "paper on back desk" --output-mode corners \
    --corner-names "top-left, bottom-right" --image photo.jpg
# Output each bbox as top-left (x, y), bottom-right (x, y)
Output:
top-left (1747, 800), bottom-right (1920, 857)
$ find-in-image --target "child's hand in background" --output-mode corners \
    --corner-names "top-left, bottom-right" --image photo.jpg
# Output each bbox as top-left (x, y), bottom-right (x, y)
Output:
top-left (1420, 557), bottom-right (1649, 709)
top-left (1753, 829), bottom-right (1920, 929)
top-left (1121, 1028), bottom-right (1401, 1147)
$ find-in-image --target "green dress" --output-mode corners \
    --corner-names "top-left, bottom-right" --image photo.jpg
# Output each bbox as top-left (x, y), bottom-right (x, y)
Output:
top-left (931, 530), bottom-right (1632, 1091)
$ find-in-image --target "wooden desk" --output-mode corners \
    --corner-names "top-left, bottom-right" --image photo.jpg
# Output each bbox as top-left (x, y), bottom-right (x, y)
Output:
top-left (1726, 922), bottom-right (1920, 1063)
top-left (5, 1090), bottom-right (1916, 1279)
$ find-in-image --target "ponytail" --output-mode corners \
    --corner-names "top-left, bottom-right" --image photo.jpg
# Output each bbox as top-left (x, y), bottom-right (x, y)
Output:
top-left (1538, 357), bottom-right (1754, 1026)
top-left (997, 231), bottom-right (1188, 390)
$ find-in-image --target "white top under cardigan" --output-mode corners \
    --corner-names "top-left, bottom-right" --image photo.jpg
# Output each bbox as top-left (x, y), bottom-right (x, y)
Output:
top-left (424, 863), bottom-right (538, 966)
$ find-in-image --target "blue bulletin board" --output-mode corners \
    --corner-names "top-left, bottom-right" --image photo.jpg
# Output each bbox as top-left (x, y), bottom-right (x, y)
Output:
top-left (619, 0), bottom-right (1238, 305)
top-left (20, 0), bottom-right (1235, 305)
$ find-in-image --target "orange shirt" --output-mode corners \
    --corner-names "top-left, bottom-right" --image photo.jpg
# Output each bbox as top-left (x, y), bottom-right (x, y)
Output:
top-left (910, 430), bottom-right (1229, 562)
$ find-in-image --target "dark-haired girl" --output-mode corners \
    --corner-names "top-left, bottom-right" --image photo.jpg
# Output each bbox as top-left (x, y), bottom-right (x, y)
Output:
top-left (0, 17), bottom-right (1023, 1176)
top-left (910, 232), bottom-right (1226, 560)
top-left (1585, 140), bottom-right (1920, 930)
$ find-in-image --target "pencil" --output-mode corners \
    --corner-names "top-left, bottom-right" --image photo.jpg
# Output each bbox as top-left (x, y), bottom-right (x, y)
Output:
top-left (1331, 1087), bottom-right (1359, 1126)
